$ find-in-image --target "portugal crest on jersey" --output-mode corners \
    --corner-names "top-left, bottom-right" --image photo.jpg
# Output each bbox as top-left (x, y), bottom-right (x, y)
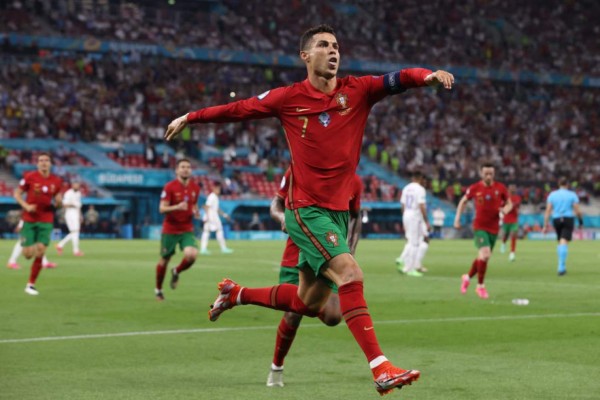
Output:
top-left (325, 231), bottom-right (339, 247)
top-left (319, 112), bottom-right (331, 127)
top-left (335, 92), bottom-right (352, 115)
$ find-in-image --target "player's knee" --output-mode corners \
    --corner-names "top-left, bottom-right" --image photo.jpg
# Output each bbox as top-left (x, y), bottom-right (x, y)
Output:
top-left (283, 312), bottom-right (302, 327)
top-left (319, 312), bottom-right (342, 327)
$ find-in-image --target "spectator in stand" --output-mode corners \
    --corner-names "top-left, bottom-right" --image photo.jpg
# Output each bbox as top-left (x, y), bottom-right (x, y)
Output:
top-left (84, 205), bottom-right (99, 232)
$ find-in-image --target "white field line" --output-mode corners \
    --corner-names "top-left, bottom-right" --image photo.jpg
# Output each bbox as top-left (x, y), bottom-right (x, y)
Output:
top-left (1, 312), bottom-right (598, 344)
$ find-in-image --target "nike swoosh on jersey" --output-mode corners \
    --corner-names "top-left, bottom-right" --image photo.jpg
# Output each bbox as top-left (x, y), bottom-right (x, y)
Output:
top-left (295, 107), bottom-right (311, 112)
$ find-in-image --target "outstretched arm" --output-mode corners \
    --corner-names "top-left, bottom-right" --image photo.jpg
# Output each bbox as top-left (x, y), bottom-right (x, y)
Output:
top-left (424, 70), bottom-right (455, 90)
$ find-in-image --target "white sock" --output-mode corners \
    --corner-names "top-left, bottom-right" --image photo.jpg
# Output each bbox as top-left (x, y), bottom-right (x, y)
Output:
top-left (369, 355), bottom-right (388, 369)
top-left (42, 256), bottom-right (49, 265)
top-left (216, 230), bottom-right (227, 250)
top-left (271, 363), bottom-right (283, 371)
top-left (200, 231), bottom-right (209, 251)
top-left (9, 241), bottom-right (22, 263)
top-left (417, 241), bottom-right (429, 268)
top-left (72, 232), bottom-right (80, 253)
top-left (58, 233), bottom-right (73, 248)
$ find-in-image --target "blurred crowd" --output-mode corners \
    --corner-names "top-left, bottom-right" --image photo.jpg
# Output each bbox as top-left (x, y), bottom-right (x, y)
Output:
top-left (1, 0), bottom-right (599, 201)
top-left (2, 0), bottom-right (599, 75)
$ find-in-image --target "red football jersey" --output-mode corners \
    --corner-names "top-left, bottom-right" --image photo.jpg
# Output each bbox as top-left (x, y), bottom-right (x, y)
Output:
top-left (188, 69), bottom-right (430, 211)
top-left (161, 179), bottom-right (201, 234)
top-left (465, 181), bottom-right (509, 234)
top-left (19, 171), bottom-right (62, 223)
top-left (503, 194), bottom-right (521, 224)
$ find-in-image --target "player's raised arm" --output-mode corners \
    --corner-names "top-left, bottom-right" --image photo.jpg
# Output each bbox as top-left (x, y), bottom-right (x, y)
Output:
top-left (165, 87), bottom-right (286, 141)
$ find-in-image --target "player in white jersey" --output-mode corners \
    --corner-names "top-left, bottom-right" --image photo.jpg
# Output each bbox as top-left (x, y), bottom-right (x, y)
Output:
top-left (200, 181), bottom-right (233, 255)
top-left (56, 181), bottom-right (84, 256)
top-left (7, 219), bottom-right (57, 269)
top-left (398, 171), bottom-right (430, 277)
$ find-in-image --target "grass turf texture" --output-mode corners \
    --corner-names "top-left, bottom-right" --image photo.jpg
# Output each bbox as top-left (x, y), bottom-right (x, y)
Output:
top-left (1, 239), bottom-right (599, 399)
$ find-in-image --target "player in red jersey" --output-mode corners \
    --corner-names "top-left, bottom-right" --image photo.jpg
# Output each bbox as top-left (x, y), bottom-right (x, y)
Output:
top-left (155, 159), bottom-right (201, 301)
top-left (267, 169), bottom-right (363, 387)
top-left (454, 163), bottom-right (512, 299)
top-left (13, 152), bottom-right (63, 295)
top-left (165, 24), bottom-right (453, 394)
top-left (500, 184), bottom-right (522, 261)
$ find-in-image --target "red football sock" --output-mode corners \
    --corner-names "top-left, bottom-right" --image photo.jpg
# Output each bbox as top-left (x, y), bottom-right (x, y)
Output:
top-left (511, 236), bottom-right (517, 252)
top-left (174, 258), bottom-right (194, 274)
top-left (272, 318), bottom-right (299, 367)
top-left (240, 284), bottom-right (318, 317)
top-left (338, 281), bottom-right (383, 363)
top-left (156, 263), bottom-right (167, 290)
top-left (468, 259), bottom-right (479, 278)
top-left (477, 260), bottom-right (488, 285)
top-left (28, 257), bottom-right (43, 285)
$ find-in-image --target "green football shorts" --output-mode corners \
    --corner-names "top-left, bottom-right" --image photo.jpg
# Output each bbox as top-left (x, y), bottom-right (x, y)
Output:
top-left (278, 265), bottom-right (339, 294)
top-left (502, 222), bottom-right (518, 234)
top-left (474, 230), bottom-right (498, 250)
top-left (284, 206), bottom-right (349, 289)
top-left (20, 222), bottom-right (53, 247)
top-left (160, 232), bottom-right (198, 258)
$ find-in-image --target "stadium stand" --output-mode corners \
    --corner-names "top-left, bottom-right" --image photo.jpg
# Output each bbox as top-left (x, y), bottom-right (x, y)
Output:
top-left (1, 0), bottom-right (599, 237)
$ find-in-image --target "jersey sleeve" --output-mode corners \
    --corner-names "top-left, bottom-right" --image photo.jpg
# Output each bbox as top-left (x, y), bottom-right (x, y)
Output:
top-left (187, 86), bottom-right (287, 124)
top-left (277, 168), bottom-right (291, 199)
top-left (160, 184), bottom-right (172, 204)
top-left (19, 173), bottom-right (30, 192)
top-left (417, 186), bottom-right (427, 204)
top-left (465, 183), bottom-right (476, 200)
top-left (572, 192), bottom-right (580, 204)
top-left (359, 68), bottom-right (433, 105)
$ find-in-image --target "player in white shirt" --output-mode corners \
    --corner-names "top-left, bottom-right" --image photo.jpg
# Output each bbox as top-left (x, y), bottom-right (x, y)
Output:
top-left (398, 171), bottom-right (430, 277)
top-left (200, 181), bottom-right (233, 255)
top-left (56, 181), bottom-right (84, 256)
top-left (7, 219), bottom-right (57, 269)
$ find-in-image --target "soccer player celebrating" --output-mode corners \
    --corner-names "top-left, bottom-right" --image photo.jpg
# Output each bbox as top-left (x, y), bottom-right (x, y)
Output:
top-left (155, 159), bottom-right (201, 301)
top-left (454, 163), bottom-right (512, 299)
top-left (13, 152), bottom-right (62, 295)
top-left (542, 176), bottom-right (583, 276)
top-left (500, 184), bottom-right (521, 261)
top-left (165, 24), bottom-right (454, 395)
top-left (267, 169), bottom-right (363, 387)
top-left (56, 180), bottom-right (84, 256)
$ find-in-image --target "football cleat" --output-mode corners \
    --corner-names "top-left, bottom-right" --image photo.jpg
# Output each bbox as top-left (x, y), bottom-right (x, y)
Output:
top-left (500, 243), bottom-right (506, 254)
top-left (200, 249), bottom-right (211, 255)
top-left (221, 248), bottom-right (234, 254)
top-left (74, 251), bottom-right (85, 257)
top-left (155, 290), bottom-right (165, 301)
top-left (55, 245), bottom-right (63, 255)
top-left (25, 284), bottom-right (39, 296)
top-left (7, 262), bottom-right (20, 270)
top-left (43, 262), bottom-right (57, 269)
top-left (373, 361), bottom-right (420, 396)
top-left (170, 269), bottom-right (179, 290)
top-left (266, 368), bottom-right (284, 387)
top-left (558, 270), bottom-right (567, 276)
top-left (208, 278), bottom-right (241, 322)
top-left (476, 287), bottom-right (489, 299)
top-left (460, 274), bottom-right (470, 294)
top-left (406, 270), bottom-right (423, 277)
top-left (509, 252), bottom-right (515, 262)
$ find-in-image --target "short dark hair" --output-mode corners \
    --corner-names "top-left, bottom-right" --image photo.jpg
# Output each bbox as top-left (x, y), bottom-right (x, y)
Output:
top-left (411, 170), bottom-right (424, 180)
top-left (480, 161), bottom-right (495, 170)
top-left (176, 158), bottom-right (191, 167)
top-left (558, 176), bottom-right (568, 187)
top-left (37, 152), bottom-right (52, 162)
top-left (299, 24), bottom-right (336, 52)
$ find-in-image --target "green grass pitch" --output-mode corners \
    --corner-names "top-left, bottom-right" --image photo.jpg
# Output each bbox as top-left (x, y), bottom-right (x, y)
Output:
top-left (1, 239), bottom-right (599, 399)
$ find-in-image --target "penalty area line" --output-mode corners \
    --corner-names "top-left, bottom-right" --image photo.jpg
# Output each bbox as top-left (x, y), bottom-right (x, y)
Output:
top-left (1, 312), bottom-right (598, 344)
